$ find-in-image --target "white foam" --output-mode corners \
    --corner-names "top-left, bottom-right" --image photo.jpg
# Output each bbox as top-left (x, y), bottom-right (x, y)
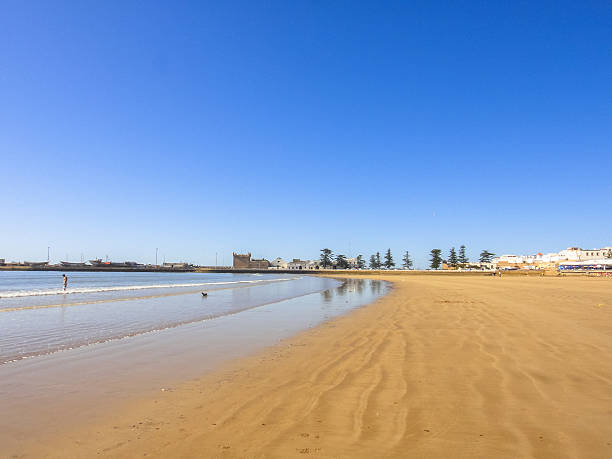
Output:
top-left (0, 277), bottom-right (299, 299)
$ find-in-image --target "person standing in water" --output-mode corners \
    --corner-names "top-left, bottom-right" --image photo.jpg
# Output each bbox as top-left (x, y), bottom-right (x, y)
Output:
top-left (62, 274), bottom-right (68, 291)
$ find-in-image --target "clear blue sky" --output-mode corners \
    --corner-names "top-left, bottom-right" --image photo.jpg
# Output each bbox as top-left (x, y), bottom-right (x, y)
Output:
top-left (1, 1), bottom-right (610, 268)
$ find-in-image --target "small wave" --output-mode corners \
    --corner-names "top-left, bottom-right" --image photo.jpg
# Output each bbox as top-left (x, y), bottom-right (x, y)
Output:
top-left (0, 278), bottom-right (298, 299)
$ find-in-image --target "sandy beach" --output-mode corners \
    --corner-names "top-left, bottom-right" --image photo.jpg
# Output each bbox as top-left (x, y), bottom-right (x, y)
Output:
top-left (16, 274), bottom-right (612, 458)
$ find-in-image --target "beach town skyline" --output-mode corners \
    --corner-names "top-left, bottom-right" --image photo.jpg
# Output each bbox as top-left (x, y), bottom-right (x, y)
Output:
top-left (2, 244), bottom-right (611, 272)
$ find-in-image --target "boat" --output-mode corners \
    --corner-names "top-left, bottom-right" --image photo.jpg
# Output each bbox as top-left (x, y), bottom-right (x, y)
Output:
top-left (88, 259), bottom-right (110, 267)
top-left (24, 261), bottom-right (49, 267)
top-left (60, 261), bottom-right (88, 267)
top-left (124, 261), bottom-right (145, 268)
top-left (88, 259), bottom-right (144, 268)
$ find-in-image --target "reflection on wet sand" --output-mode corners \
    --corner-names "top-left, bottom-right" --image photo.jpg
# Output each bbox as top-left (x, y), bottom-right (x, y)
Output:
top-left (0, 276), bottom-right (340, 364)
top-left (321, 278), bottom-right (384, 302)
top-left (0, 276), bottom-right (390, 457)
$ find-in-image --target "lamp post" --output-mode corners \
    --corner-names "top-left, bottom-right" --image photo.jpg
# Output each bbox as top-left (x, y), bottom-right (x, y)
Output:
top-left (47, 247), bottom-right (50, 263)
top-left (156, 248), bottom-right (158, 266)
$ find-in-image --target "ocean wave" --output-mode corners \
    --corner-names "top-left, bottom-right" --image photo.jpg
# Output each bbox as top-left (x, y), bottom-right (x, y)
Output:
top-left (0, 278), bottom-right (298, 299)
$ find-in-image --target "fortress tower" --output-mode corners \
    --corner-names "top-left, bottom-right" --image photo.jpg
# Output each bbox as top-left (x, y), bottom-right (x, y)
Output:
top-left (233, 252), bottom-right (271, 269)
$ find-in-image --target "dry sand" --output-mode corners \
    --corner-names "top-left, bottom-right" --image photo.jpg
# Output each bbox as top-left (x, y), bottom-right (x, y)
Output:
top-left (20, 274), bottom-right (612, 458)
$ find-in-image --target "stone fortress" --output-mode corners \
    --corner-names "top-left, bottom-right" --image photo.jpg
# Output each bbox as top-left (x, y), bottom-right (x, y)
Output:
top-left (232, 253), bottom-right (271, 269)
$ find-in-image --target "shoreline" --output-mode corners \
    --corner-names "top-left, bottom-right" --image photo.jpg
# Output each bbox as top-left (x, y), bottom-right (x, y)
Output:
top-left (0, 265), bottom-right (576, 276)
top-left (0, 277), bottom-right (388, 457)
top-left (8, 274), bottom-right (612, 458)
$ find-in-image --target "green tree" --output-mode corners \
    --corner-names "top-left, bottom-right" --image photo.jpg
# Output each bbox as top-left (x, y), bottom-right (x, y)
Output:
top-left (402, 251), bottom-right (413, 269)
top-left (606, 249), bottom-right (612, 259)
top-left (376, 251), bottom-right (382, 269)
top-left (479, 250), bottom-right (495, 263)
top-left (369, 254), bottom-right (377, 269)
top-left (335, 254), bottom-right (349, 269)
top-left (448, 247), bottom-right (458, 267)
top-left (356, 254), bottom-right (366, 269)
top-left (430, 249), bottom-right (442, 269)
top-left (458, 245), bottom-right (468, 265)
top-left (320, 248), bottom-right (333, 268)
top-left (384, 248), bottom-right (395, 269)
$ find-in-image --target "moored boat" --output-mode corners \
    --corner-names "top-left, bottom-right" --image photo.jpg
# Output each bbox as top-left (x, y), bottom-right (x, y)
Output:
top-left (88, 259), bottom-right (144, 268)
top-left (24, 261), bottom-right (49, 267)
top-left (60, 261), bottom-right (88, 267)
top-left (88, 259), bottom-right (109, 267)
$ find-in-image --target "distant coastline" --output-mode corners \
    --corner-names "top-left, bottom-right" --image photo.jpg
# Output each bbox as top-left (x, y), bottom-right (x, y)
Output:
top-left (0, 265), bottom-right (576, 276)
top-left (0, 264), bottom-right (199, 273)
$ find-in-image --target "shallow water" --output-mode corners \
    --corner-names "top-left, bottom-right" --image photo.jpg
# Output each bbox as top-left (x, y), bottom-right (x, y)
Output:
top-left (0, 275), bottom-right (389, 455)
top-left (0, 270), bottom-right (300, 303)
top-left (0, 272), bottom-right (335, 363)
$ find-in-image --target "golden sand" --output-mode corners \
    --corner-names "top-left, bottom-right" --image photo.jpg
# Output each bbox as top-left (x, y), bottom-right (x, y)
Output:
top-left (23, 274), bottom-right (612, 458)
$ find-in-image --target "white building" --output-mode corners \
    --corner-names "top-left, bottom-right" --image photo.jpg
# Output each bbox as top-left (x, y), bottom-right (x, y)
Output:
top-left (269, 257), bottom-right (321, 270)
top-left (269, 257), bottom-right (288, 269)
top-left (494, 246), bottom-right (612, 267)
top-left (342, 257), bottom-right (354, 269)
top-left (496, 255), bottom-right (527, 264)
top-left (558, 247), bottom-right (612, 261)
top-left (287, 259), bottom-right (311, 270)
top-left (458, 261), bottom-right (496, 270)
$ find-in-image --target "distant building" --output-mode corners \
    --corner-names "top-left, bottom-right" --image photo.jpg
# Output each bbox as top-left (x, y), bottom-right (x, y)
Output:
top-left (559, 247), bottom-right (612, 261)
top-left (232, 252), bottom-right (270, 269)
top-left (493, 246), bottom-right (612, 269)
top-left (269, 257), bottom-right (288, 269)
top-left (0, 258), bottom-right (4, 265)
top-left (443, 260), bottom-right (494, 270)
top-left (307, 260), bottom-right (320, 270)
top-left (287, 259), bottom-right (309, 270)
top-left (163, 262), bottom-right (191, 269)
top-left (465, 261), bottom-right (495, 270)
top-left (346, 258), bottom-right (358, 269)
top-left (267, 257), bottom-right (321, 270)
top-left (285, 259), bottom-right (320, 270)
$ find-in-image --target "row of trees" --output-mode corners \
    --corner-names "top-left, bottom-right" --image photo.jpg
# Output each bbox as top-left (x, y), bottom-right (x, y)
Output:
top-left (429, 246), bottom-right (495, 269)
top-left (323, 247), bottom-right (612, 270)
top-left (321, 246), bottom-right (496, 270)
top-left (320, 248), bottom-right (414, 270)
top-left (321, 248), bottom-right (362, 269)
top-left (367, 249), bottom-right (412, 269)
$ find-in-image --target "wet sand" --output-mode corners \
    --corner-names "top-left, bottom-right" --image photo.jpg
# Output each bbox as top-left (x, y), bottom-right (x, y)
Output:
top-left (14, 275), bottom-right (612, 458)
top-left (0, 278), bottom-right (386, 456)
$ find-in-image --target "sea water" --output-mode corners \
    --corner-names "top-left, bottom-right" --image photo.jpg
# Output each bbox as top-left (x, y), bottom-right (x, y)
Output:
top-left (0, 271), bottom-right (389, 454)
top-left (0, 271), bottom-right (386, 364)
